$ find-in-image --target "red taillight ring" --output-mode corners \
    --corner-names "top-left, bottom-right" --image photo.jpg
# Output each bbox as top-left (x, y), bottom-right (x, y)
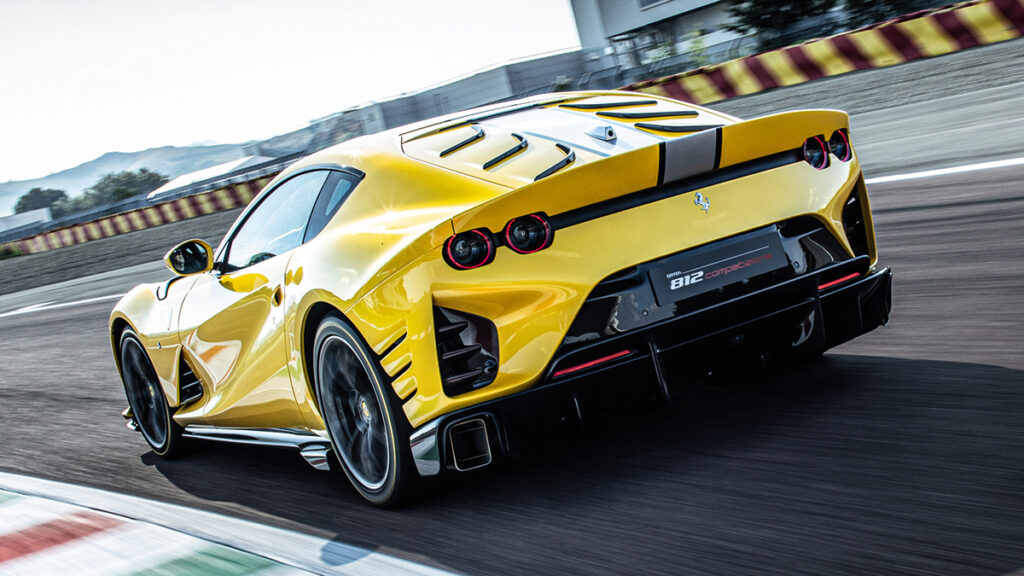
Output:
top-left (831, 129), bottom-right (852, 162)
top-left (804, 135), bottom-right (829, 170)
top-left (443, 229), bottom-right (494, 270)
top-left (504, 213), bottom-right (553, 254)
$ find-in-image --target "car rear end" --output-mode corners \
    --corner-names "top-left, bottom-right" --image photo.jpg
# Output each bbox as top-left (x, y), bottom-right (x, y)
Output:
top-left (348, 93), bottom-right (892, 475)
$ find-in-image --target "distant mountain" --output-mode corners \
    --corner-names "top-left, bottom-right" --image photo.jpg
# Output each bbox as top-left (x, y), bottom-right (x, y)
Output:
top-left (0, 144), bottom-right (247, 216)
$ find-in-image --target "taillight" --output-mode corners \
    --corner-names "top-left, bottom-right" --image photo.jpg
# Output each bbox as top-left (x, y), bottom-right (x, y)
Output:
top-left (443, 229), bottom-right (494, 270)
top-left (504, 213), bottom-right (553, 254)
top-left (828, 129), bottom-right (852, 162)
top-left (803, 135), bottom-right (829, 170)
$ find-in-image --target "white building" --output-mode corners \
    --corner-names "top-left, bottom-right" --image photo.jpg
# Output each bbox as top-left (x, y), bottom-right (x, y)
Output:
top-left (0, 207), bottom-right (51, 234)
top-left (571, 0), bottom-right (743, 73)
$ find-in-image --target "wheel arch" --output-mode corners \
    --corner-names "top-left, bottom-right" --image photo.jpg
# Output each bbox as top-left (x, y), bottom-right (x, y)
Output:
top-left (110, 315), bottom-right (134, 377)
top-left (300, 301), bottom-right (346, 416)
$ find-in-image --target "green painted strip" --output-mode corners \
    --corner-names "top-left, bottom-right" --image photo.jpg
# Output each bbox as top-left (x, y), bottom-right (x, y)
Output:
top-left (127, 545), bottom-right (281, 576)
top-left (0, 490), bottom-right (21, 504)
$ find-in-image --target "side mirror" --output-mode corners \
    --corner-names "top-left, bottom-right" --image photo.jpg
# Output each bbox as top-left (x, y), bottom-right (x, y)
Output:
top-left (164, 239), bottom-right (214, 276)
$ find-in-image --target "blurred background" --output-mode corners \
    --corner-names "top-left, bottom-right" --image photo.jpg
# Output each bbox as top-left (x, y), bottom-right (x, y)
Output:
top-left (0, 0), bottom-right (961, 249)
top-left (0, 1), bottom-right (1022, 575)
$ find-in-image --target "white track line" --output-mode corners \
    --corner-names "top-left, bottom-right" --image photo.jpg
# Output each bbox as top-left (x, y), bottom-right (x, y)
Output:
top-left (0, 294), bottom-right (123, 319)
top-left (0, 472), bottom-right (460, 576)
top-left (865, 156), bottom-right (1024, 184)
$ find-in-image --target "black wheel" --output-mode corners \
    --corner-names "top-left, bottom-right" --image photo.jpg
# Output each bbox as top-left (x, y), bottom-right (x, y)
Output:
top-left (118, 328), bottom-right (185, 457)
top-left (314, 314), bottom-right (417, 506)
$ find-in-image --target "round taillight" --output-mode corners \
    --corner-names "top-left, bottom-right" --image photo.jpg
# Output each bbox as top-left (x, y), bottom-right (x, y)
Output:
top-left (504, 213), bottom-right (553, 254)
top-left (803, 136), bottom-right (829, 170)
top-left (828, 129), bottom-right (852, 162)
top-left (443, 230), bottom-right (494, 270)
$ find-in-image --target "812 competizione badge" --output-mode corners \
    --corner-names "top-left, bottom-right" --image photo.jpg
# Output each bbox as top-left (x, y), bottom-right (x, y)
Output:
top-left (649, 226), bottom-right (787, 306)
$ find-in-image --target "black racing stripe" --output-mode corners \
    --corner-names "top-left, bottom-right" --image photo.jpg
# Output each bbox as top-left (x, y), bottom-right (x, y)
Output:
top-left (713, 127), bottom-right (723, 170)
top-left (549, 148), bottom-right (803, 230)
top-left (657, 142), bottom-right (667, 187)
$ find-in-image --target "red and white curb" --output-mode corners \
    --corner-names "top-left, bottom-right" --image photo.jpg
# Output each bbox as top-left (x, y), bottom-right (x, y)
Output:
top-left (0, 472), bottom-right (460, 576)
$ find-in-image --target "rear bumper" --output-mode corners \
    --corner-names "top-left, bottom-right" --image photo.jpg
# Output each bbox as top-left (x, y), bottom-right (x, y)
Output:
top-left (410, 263), bottom-right (892, 476)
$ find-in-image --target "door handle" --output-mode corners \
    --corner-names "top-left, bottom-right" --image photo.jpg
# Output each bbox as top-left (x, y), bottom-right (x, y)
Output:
top-left (272, 285), bottom-right (283, 306)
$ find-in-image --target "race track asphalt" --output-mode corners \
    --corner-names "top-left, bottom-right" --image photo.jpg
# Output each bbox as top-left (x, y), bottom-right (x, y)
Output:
top-left (1, 165), bottom-right (1022, 576)
top-left (1, 40), bottom-right (1023, 576)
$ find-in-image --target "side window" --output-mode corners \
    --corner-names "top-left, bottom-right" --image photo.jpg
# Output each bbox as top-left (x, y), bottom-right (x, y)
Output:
top-left (224, 171), bottom-right (329, 270)
top-left (303, 171), bottom-right (360, 242)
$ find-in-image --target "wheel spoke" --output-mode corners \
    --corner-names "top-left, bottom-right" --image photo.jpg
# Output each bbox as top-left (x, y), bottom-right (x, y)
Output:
top-left (359, 432), bottom-right (377, 478)
top-left (318, 333), bottom-right (390, 490)
top-left (120, 337), bottom-right (168, 449)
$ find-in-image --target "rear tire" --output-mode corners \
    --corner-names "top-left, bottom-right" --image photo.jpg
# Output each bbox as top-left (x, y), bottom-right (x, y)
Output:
top-left (313, 314), bottom-right (417, 506)
top-left (118, 328), bottom-right (185, 457)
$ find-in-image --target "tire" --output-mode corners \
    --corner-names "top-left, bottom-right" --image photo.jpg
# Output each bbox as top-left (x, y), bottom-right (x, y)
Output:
top-left (313, 314), bottom-right (417, 506)
top-left (118, 328), bottom-right (185, 457)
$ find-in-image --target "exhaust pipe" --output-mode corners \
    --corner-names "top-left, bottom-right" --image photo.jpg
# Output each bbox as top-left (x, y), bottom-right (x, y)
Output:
top-left (447, 418), bottom-right (492, 471)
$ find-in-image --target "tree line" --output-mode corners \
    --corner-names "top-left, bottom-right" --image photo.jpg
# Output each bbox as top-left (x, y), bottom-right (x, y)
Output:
top-left (14, 168), bottom-right (168, 219)
top-left (728, 0), bottom-right (951, 51)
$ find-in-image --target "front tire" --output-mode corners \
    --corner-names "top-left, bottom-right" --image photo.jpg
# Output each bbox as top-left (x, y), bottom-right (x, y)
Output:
top-left (314, 315), bottom-right (417, 506)
top-left (118, 328), bottom-right (185, 457)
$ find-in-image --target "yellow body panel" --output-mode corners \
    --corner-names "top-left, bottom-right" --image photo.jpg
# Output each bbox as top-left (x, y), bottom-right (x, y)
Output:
top-left (110, 90), bottom-right (876, 437)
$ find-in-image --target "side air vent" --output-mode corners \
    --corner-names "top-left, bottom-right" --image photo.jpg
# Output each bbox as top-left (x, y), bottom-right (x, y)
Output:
top-left (178, 355), bottom-right (203, 407)
top-left (434, 307), bottom-right (499, 397)
top-left (842, 188), bottom-right (870, 257)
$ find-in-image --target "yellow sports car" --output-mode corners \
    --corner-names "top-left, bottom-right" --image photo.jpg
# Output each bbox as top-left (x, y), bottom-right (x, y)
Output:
top-left (111, 91), bottom-right (892, 505)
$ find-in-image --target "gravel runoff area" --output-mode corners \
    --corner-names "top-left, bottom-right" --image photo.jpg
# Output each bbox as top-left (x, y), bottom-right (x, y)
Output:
top-left (1, 36), bottom-right (1020, 296)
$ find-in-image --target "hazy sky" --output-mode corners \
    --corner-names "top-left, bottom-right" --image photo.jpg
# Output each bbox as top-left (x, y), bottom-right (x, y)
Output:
top-left (0, 0), bottom-right (580, 183)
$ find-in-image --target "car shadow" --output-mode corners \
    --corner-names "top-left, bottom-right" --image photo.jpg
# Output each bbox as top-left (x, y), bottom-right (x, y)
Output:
top-left (143, 353), bottom-right (1024, 575)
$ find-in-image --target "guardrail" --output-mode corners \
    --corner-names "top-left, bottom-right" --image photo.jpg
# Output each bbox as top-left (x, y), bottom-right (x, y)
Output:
top-left (624, 0), bottom-right (1024, 103)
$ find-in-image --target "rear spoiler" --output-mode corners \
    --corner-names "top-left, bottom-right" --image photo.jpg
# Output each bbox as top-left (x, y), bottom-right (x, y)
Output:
top-left (451, 109), bottom-right (850, 234)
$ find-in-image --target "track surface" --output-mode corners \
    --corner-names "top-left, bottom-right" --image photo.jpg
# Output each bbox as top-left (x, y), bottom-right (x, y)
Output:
top-left (3, 44), bottom-right (1024, 576)
top-left (2, 167), bottom-right (1022, 576)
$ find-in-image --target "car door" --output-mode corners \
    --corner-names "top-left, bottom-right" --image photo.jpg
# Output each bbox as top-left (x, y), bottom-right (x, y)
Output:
top-left (177, 170), bottom-right (330, 429)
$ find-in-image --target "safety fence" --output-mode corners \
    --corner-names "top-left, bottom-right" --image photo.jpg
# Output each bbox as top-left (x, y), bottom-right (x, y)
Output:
top-left (624, 0), bottom-right (1024, 103)
top-left (7, 175), bottom-right (276, 255)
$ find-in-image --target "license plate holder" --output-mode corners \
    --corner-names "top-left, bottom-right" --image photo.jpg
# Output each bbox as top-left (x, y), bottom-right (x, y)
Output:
top-left (648, 227), bottom-right (788, 306)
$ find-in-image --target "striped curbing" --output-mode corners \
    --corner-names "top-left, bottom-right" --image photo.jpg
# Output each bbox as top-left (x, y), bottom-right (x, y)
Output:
top-left (0, 472), bottom-right (460, 576)
top-left (0, 489), bottom-right (306, 575)
top-left (625, 0), bottom-right (1024, 104)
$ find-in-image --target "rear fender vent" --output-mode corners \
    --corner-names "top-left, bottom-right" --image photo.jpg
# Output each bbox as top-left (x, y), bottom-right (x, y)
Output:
top-left (434, 307), bottom-right (499, 397)
top-left (842, 189), bottom-right (870, 257)
top-left (178, 354), bottom-right (203, 408)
